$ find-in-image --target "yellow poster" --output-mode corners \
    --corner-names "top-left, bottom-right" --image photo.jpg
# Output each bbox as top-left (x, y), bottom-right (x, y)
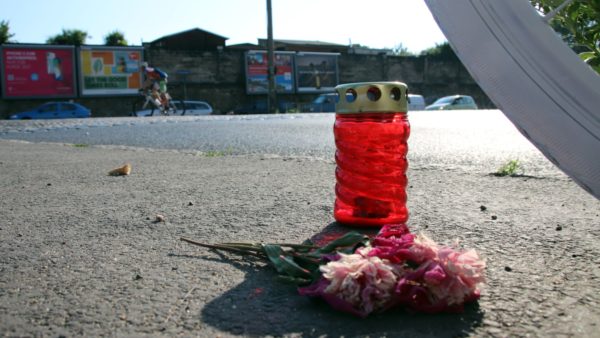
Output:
top-left (79, 46), bottom-right (143, 96)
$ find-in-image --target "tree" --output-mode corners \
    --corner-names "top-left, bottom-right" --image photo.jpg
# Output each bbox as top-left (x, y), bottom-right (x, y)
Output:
top-left (104, 30), bottom-right (128, 46)
top-left (392, 43), bottom-right (414, 56)
top-left (531, 0), bottom-right (600, 72)
top-left (419, 42), bottom-right (458, 60)
top-left (1, 20), bottom-right (15, 44)
top-left (46, 29), bottom-right (88, 46)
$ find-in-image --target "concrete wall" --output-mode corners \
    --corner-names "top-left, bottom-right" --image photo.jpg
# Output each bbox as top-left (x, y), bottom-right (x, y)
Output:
top-left (0, 48), bottom-right (494, 118)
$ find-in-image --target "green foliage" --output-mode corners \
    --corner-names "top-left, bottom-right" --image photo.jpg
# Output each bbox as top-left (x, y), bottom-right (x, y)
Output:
top-left (392, 43), bottom-right (415, 56)
top-left (203, 147), bottom-right (233, 157)
top-left (419, 42), bottom-right (458, 60)
top-left (1, 20), bottom-right (15, 44)
top-left (494, 159), bottom-right (524, 177)
top-left (531, 0), bottom-right (600, 73)
top-left (46, 29), bottom-right (88, 46)
top-left (104, 30), bottom-right (128, 46)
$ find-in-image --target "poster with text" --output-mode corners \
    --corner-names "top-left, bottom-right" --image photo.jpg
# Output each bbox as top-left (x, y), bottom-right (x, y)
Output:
top-left (79, 46), bottom-right (142, 96)
top-left (245, 51), bottom-right (294, 94)
top-left (295, 52), bottom-right (339, 93)
top-left (0, 45), bottom-right (76, 98)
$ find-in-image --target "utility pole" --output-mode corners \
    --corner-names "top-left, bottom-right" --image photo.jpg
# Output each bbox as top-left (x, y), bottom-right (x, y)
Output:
top-left (266, 0), bottom-right (277, 113)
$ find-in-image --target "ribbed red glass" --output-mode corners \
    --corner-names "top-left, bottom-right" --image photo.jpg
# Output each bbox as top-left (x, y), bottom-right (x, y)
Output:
top-left (333, 112), bottom-right (410, 226)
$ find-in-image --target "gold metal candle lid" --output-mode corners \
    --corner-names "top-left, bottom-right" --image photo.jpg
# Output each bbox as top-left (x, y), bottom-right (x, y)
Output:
top-left (335, 81), bottom-right (408, 113)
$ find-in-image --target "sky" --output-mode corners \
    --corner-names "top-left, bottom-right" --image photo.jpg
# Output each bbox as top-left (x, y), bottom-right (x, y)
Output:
top-left (1, 0), bottom-right (447, 54)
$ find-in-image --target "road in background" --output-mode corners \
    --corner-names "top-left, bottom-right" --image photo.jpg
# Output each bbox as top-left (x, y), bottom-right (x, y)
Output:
top-left (0, 110), bottom-right (555, 176)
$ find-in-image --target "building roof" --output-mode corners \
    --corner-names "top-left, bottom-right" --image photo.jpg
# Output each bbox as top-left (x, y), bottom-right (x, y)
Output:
top-left (149, 28), bottom-right (228, 50)
top-left (257, 39), bottom-right (348, 53)
top-left (226, 43), bottom-right (262, 50)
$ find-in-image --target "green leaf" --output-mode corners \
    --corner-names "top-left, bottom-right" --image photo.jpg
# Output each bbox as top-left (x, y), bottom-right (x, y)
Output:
top-left (262, 244), bottom-right (311, 278)
top-left (315, 231), bottom-right (368, 254)
top-left (288, 254), bottom-right (321, 277)
top-left (276, 275), bottom-right (313, 285)
top-left (579, 51), bottom-right (597, 63)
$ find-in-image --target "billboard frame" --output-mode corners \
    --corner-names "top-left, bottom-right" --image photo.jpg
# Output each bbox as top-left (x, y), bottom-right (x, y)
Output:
top-left (244, 50), bottom-right (295, 95)
top-left (294, 52), bottom-right (340, 94)
top-left (0, 44), bottom-right (78, 99)
top-left (78, 45), bottom-right (144, 97)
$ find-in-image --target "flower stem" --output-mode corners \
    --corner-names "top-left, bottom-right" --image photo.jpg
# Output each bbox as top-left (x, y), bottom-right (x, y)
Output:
top-left (180, 237), bottom-right (265, 258)
top-left (221, 242), bottom-right (317, 250)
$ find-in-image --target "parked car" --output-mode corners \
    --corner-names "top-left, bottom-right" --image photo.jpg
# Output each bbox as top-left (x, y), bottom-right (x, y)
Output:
top-left (176, 101), bottom-right (213, 115)
top-left (9, 102), bottom-right (91, 120)
top-left (135, 100), bottom-right (213, 116)
top-left (231, 99), bottom-right (295, 114)
top-left (408, 94), bottom-right (426, 111)
top-left (425, 95), bottom-right (478, 110)
top-left (302, 93), bottom-right (337, 112)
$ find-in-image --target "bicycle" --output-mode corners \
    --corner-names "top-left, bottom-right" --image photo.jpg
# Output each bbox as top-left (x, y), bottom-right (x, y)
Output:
top-left (134, 89), bottom-right (177, 116)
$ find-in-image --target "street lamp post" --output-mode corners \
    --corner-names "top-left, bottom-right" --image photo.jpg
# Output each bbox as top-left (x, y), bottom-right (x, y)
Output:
top-left (266, 0), bottom-right (277, 113)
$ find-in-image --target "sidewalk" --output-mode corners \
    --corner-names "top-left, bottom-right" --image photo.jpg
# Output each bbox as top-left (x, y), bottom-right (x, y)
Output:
top-left (0, 139), bottom-right (598, 337)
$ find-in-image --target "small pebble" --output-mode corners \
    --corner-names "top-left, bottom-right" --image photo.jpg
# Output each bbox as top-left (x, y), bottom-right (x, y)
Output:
top-left (556, 225), bottom-right (563, 231)
top-left (480, 205), bottom-right (487, 211)
top-left (491, 215), bottom-right (498, 220)
top-left (188, 201), bottom-right (194, 206)
top-left (155, 214), bottom-right (165, 223)
top-left (133, 274), bottom-right (143, 280)
top-left (504, 266), bottom-right (512, 272)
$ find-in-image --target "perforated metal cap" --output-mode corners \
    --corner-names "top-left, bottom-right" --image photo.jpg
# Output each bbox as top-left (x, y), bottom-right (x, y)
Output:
top-left (335, 82), bottom-right (408, 113)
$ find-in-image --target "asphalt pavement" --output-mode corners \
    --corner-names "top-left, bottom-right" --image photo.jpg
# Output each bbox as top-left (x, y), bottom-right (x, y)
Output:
top-left (0, 113), bottom-right (598, 337)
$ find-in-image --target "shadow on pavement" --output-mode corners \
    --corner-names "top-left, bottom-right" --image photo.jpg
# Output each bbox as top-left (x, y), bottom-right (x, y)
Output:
top-left (200, 223), bottom-right (484, 337)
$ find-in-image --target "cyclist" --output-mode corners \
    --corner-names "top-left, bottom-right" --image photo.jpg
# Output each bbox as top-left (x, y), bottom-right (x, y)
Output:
top-left (140, 62), bottom-right (169, 110)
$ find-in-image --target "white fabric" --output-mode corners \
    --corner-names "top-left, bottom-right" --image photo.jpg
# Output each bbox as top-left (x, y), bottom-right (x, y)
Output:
top-left (425, 0), bottom-right (600, 199)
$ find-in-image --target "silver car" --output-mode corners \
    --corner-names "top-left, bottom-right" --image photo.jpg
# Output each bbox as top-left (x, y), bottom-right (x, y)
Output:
top-left (408, 94), bottom-right (426, 111)
top-left (425, 95), bottom-right (478, 110)
top-left (135, 100), bottom-right (213, 116)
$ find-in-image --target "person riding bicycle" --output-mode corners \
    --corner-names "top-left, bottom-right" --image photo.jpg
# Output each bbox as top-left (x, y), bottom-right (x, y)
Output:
top-left (140, 62), bottom-right (169, 109)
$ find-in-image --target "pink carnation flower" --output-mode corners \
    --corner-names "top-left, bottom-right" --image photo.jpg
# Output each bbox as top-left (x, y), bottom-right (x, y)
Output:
top-left (433, 247), bottom-right (486, 303)
top-left (368, 224), bottom-right (417, 264)
top-left (368, 225), bottom-right (438, 265)
top-left (300, 251), bottom-right (403, 317)
top-left (300, 225), bottom-right (485, 316)
top-left (394, 237), bottom-right (486, 313)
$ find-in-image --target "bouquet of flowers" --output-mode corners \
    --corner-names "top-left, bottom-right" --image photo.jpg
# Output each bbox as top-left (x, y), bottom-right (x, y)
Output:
top-left (181, 223), bottom-right (485, 317)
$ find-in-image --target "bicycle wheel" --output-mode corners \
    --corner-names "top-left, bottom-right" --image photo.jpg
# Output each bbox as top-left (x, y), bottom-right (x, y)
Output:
top-left (133, 99), bottom-right (156, 117)
top-left (167, 101), bottom-right (177, 116)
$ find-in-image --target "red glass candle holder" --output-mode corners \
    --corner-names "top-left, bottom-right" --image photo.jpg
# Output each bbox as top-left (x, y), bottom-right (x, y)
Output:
top-left (333, 82), bottom-right (410, 227)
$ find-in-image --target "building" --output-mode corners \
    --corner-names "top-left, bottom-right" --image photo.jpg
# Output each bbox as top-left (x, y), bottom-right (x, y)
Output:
top-left (146, 28), bottom-right (228, 51)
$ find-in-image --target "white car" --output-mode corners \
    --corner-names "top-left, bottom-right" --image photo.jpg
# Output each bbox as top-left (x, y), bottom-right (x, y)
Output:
top-left (135, 100), bottom-right (213, 116)
top-left (425, 95), bottom-right (478, 110)
top-left (177, 101), bottom-right (214, 115)
top-left (408, 94), bottom-right (426, 111)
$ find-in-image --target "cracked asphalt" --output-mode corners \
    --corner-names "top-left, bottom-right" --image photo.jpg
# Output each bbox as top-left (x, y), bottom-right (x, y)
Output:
top-left (0, 111), bottom-right (598, 337)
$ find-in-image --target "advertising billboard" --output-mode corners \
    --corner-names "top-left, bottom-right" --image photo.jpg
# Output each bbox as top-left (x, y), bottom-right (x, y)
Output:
top-left (79, 46), bottom-right (142, 96)
top-left (0, 45), bottom-right (77, 98)
top-left (295, 52), bottom-right (339, 93)
top-left (245, 51), bottom-right (294, 94)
